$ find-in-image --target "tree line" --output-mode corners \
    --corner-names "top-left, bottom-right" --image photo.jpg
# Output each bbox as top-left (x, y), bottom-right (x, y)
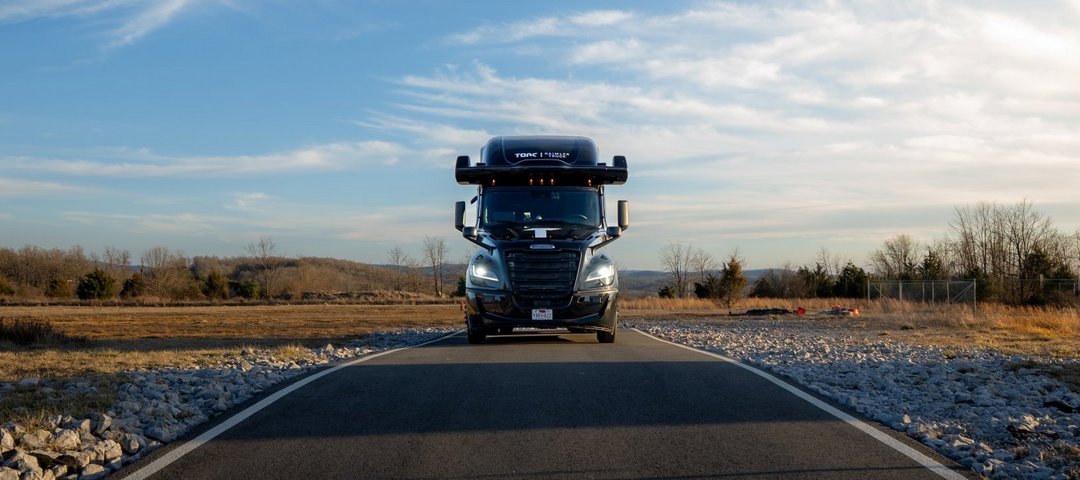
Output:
top-left (869, 200), bottom-right (1079, 305)
top-left (0, 237), bottom-right (464, 302)
top-left (657, 200), bottom-right (1080, 306)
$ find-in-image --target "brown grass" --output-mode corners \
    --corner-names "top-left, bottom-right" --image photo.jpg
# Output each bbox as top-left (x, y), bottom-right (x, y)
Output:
top-left (0, 304), bottom-right (463, 340)
top-left (0, 304), bottom-right (463, 383)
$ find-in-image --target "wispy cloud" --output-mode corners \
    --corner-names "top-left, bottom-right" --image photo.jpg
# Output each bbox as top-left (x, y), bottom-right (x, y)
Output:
top-left (0, 177), bottom-right (84, 197)
top-left (449, 9), bottom-right (634, 44)
top-left (0, 141), bottom-right (409, 177)
top-left (1, 0), bottom-right (202, 49)
top-left (223, 192), bottom-right (271, 211)
top-left (105, 0), bottom-right (190, 49)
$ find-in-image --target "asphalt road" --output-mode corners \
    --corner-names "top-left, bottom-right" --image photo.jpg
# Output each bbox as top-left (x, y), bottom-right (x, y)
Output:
top-left (123, 329), bottom-right (971, 479)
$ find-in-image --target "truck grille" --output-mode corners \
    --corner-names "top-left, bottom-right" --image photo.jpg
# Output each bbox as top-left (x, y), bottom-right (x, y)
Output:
top-left (504, 250), bottom-right (580, 308)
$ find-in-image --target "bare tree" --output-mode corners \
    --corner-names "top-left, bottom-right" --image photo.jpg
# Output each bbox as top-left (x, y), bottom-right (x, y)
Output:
top-left (387, 246), bottom-right (412, 291)
top-left (422, 236), bottom-right (448, 296)
top-left (387, 246), bottom-right (411, 268)
top-left (690, 247), bottom-right (715, 285)
top-left (815, 247), bottom-right (842, 279)
top-left (103, 246), bottom-right (131, 282)
top-left (1004, 199), bottom-right (1054, 300)
top-left (869, 234), bottom-right (921, 280)
top-left (247, 237), bottom-right (284, 298)
top-left (659, 242), bottom-right (694, 298)
top-left (140, 246), bottom-right (193, 299)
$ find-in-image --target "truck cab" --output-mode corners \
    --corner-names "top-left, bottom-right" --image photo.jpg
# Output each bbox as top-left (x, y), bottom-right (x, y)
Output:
top-left (454, 136), bottom-right (630, 344)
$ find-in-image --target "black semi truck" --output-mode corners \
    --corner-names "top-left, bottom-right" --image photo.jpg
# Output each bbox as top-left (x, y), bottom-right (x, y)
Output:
top-left (454, 135), bottom-right (630, 344)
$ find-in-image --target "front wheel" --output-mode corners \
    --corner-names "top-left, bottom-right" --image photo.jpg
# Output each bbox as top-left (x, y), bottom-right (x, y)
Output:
top-left (597, 308), bottom-right (618, 343)
top-left (466, 315), bottom-right (487, 344)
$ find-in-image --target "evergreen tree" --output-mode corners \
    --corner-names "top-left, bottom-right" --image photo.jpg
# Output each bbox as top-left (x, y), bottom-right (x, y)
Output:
top-left (834, 262), bottom-right (869, 298)
top-left (717, 255), bottom-right (748, 307)
top-left (797, 263), bottom-right (833, 298)
top-left (918, 249), bottom-right (948, 280)
top-left (77, 269), bottom-right (118, 300)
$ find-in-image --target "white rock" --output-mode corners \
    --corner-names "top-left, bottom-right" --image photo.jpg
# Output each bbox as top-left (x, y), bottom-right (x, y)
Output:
top-left (55, 451), bottom-right (91, 469)
top-left (1, 451), bottom-right (41, 478)
top-left (87, 414), bottom-right (110, 437)
top-left (99, 441), bottom-right (122, 462)
top-left (17, 431), bottom-right (52, 451)
top-left (1, 429), bottom-right (14, 452)
top-left (51, 430), bottom-right (80, 452)
top-left (78, 463), bottom-right (107, 480)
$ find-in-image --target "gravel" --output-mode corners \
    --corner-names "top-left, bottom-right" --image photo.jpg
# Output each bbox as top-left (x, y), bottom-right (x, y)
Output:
top-left (632, 319), bottom-right (1080, 480)
top-left (0, 327), bottom-right (456, 480)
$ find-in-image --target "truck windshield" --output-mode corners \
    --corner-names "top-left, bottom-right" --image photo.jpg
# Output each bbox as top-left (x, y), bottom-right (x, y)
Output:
top-left (481, 187), bottom-right (601, 228)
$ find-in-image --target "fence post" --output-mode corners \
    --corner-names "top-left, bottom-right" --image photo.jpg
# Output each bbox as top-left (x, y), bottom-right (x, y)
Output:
top-left (972, 278), bottom-right (977, 315)
top-left (899, 281), bottom-right (903, 302)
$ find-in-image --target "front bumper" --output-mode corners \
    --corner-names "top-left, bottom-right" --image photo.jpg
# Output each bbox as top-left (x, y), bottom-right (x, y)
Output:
top-left (464, 288), bottom-right (618, 332)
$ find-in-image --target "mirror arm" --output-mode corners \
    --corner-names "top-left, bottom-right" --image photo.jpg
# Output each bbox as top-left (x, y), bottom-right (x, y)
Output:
top-left (590, 228), bottom-right (622, 253)
top-left (462, 228), bottom-right (494, 254)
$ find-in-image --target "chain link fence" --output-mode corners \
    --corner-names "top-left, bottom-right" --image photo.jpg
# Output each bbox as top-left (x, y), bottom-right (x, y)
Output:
top-left (868, 278), bottom-right (1080, 310)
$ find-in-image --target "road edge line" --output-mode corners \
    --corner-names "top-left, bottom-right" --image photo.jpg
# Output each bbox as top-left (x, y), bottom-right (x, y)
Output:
top-left (631, 328), bottom-right (968, 480)
top-left (122, 330), bottom-right (463, 480)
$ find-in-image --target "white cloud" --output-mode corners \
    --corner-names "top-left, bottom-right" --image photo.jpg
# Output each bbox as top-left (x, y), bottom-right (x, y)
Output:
top-left (0, 141), bottom-right (410, 177)
top-left (223, 192), bottom-right (271, 211)
top-left (105, 0), bottom-right (190, 48)
top-left (568, 10), bottom-right (633, 27)
top-left (569, 39), bottom-right (644, 65)
top-left (0, 177), bottom-right (83, 197)
top-left (1, 0), bottom-right (203, 49)
top-left (449, 9), bottom-right (633, 44)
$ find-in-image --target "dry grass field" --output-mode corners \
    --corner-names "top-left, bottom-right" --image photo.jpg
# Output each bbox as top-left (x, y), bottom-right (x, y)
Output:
top-left (0, 304), bottom-right (464, 383)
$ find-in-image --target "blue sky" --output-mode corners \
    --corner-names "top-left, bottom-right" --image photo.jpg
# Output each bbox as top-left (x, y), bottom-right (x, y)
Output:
top-left (2, 1), bottom-right (1080, 270)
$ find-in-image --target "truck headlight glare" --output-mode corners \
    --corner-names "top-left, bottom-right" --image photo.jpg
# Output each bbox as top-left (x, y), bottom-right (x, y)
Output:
top-left (469, 260), bottom-right (500, 285)
top-left (584, 263), bottom-right (615, 287)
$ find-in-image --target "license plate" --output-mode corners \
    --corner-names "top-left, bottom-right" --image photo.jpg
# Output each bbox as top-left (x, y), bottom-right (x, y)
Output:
top-left (531, 308), bottom-right (553, 320)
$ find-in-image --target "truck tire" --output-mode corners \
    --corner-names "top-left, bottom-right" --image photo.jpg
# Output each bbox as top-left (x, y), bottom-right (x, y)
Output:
top-left (466, 315), bottom-right (486, 344)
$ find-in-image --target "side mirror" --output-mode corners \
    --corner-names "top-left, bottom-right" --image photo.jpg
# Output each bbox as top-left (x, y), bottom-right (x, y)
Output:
top-left (617, 200), bottom-right (630, 230)
top-left (463, 226), bottom-right (478, 238)
top-left (606, 226), bottom-right (621, 238)
top-left (454, 201), bottom-right (466, 231)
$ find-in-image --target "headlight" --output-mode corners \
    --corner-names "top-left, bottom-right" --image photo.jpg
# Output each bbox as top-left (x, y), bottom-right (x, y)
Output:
top-left (468, 257), bottom-right (501, 287)
top-left (583, 258), bottom-right (615, 287)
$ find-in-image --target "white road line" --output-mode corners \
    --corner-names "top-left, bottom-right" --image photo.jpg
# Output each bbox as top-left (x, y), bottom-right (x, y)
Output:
top-left (632, 328), bottom-right (970, 480)
top-left (122, 331), bottom-right (463, 480)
